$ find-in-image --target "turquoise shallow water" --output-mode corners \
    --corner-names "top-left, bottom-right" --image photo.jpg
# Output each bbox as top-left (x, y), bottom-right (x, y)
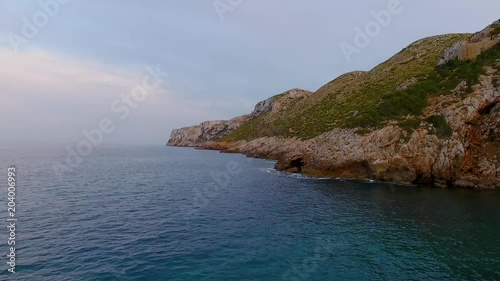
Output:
top-left (0, 144), bottom-right (499, 280)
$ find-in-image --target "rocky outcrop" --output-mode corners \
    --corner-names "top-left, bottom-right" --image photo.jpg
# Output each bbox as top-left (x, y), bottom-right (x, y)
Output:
top-left (397, 77), bottom-right (419, 91)
top-left (439, 21), bottom-right (500, 65)
top-left (167, 89), bottom-right (312, 147)
top-left (251, 88), bottom-right (312, 117)
top-left (167, 116), bottom-right (250, 147)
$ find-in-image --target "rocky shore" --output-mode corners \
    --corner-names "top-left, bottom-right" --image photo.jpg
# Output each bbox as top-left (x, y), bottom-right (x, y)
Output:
top-left (167, 22), bottom-right (500, 189)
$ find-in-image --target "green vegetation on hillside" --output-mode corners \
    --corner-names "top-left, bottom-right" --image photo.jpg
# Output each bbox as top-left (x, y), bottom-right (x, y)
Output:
top-left (224, 34), bottom-right (500, 142)
top-left (425, 115), bottom-right (453, 139)
top-left (492, 25), bottom-right (500, 36)
top-left (352, 41), bottom-right (500, 129)
top-left (398, 118), bottom-right (422, 134)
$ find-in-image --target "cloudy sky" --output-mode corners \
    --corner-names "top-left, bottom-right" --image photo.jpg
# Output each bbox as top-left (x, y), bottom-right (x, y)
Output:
top-left (1, 0), bottom-right (499, 145)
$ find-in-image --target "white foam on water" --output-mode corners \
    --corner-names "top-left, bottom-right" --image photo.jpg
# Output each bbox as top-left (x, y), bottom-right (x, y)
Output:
top-left (260, 168), bottom-right (391, 184)
top-left (260, 168), bottom-right (331, 180)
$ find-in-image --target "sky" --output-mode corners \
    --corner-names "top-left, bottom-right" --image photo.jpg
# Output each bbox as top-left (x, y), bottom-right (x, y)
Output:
top-left (1, 0), bottom-right (499, 145)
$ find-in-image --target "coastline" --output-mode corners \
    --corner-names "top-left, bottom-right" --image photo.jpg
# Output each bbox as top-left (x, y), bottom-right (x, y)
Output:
top-left (167, 142), bottom-right (498, 190)
top-left (167, 23), bottom-right (500, 190)
top-left (166, 78), bottom-right (500, 190)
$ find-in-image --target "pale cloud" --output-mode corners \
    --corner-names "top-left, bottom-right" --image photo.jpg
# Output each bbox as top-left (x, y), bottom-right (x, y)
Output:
top-left (0, 47), bottom-right (139, 95)
top-left (0, 48), bottom-right (222, 144)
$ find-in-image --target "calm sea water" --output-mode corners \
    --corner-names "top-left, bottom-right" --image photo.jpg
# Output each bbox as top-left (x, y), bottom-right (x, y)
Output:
top-left (0, 144), bottom-right (499, 280)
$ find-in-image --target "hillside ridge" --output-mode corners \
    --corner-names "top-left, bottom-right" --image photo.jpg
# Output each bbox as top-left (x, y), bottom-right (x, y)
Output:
top-left (168, 20), bottom-right (500, 189)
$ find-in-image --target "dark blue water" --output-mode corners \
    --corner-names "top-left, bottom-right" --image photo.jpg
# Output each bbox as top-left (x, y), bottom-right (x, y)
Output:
top-left (0, 144), bottom-right (499, 280)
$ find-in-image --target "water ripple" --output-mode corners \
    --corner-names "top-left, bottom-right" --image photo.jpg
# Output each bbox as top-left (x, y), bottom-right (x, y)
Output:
top-left (0, 145), bottom-right (498, 280)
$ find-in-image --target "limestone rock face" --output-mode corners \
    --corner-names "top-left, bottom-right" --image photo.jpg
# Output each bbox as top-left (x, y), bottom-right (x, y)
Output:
top-left (439, 21), bottom-right (500, 65)
top-left (167, 88), bottom-right (312, 147)
top-left (168, 125), bottom-right (203, 147)
top-left (397, 77), bottom-right (419, 91)
top-left (167, 116), bottom-right (250, 147)
top-left (251, 88), bottom-right (312, 117)
top-left (251, 98), bottom-right (275, 118)
top-left (438, 41), bottom-right (467, 65)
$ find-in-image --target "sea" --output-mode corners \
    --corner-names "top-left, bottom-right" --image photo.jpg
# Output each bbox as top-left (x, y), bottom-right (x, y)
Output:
top-left (0, 144), bottom-right (499, 280)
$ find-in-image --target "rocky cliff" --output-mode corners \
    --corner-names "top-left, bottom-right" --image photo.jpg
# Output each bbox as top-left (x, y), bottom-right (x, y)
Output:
top-left (167, 88), bottom-right (312, 146)
top-left (439, 20), bottom-right (500, 65)
top-left (168, 21), bottom-right (500, 189)
top-left (167, 116), bottom-right (251, 147)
